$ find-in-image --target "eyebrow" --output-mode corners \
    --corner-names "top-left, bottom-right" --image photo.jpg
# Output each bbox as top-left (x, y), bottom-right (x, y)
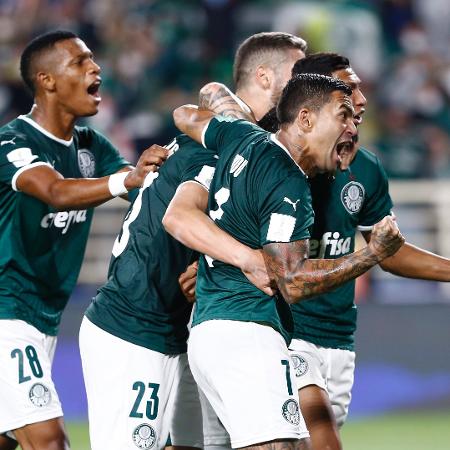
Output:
top-left (69, 50), bottom-right (93, 63)
top-left (340, 102), bottom-right (355, 116)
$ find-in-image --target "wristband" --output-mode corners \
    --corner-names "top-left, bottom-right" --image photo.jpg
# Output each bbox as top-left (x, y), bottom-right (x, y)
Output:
top-left (108, 172), bottom-right (129, 197)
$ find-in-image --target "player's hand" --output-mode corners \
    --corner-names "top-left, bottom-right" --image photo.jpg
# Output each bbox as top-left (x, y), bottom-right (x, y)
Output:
top-left (179, 261), bottom-right (198, 303)
top-left (124, 144), bottom-right (168, 189)
top-left (368, 216), bottom-right (405, 261)
top-left (240, 249), bottom-right (277, 296)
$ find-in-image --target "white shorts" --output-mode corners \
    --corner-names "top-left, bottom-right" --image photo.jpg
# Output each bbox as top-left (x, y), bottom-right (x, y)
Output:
top-left (79, 317), bottom-right (203, 450)
top-left (199, 388), bottom-right (230, 447)
top-left (0, 319), bottom-right (63, 435)
top-left (188, 320), bottom-right (309, 448)
top-left (289, 338), bottom-right (356, 427)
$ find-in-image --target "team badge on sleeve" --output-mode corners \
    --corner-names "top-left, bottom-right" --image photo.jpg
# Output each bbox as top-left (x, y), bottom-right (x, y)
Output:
top-left (194, 165), bottom-right (215, 191)
top-left (341, 181), bottom-right (365, 214)
top-left (291, 354), bottom-right (309, 377)
top-left (267, 213), bottom-right (296, 242)
top-left (281, 399), bottom-right (300, 425)
top-left (29, 383), bottom-right (51, 407)
top-left (7, 147), bottom-right (38, 168)
top-left (132, 423), bottom-right (157, 449)
top-left (78, 149), bottom-right (96, 177)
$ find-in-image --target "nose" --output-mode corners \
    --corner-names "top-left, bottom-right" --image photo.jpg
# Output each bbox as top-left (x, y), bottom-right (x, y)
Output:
top-left (346, 117), bottom-right (357, 137)
top-left (89, 59), bottom-right (101, 75)
top-left (353, 88), bottom-right (367, 109)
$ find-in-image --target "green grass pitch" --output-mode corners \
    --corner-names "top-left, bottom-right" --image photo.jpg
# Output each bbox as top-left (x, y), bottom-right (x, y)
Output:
top-left (63, 410), bottom-right (450, 450)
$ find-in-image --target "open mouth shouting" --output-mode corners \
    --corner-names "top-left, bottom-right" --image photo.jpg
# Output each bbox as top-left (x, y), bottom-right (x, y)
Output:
top-left (87, 78), bottom-right (102, 103)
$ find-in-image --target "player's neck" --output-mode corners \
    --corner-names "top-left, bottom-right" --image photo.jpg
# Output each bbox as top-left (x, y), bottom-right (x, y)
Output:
top-left (276, 128), bottom-right (316, 177)
top-left (29, 102), bottom-right (76, 141)
top-left (236, 87), bottom-right (272, 122)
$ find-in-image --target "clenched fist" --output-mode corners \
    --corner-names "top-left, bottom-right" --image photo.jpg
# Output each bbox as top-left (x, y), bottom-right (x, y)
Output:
top-left (369, 216), bottom-right (405, 261)
top-left (124, 144), bottom-right (168, 190)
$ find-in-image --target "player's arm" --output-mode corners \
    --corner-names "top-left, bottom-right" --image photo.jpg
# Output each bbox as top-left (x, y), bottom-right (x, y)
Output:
top-left (362, 233), bottom-right (450, 281)
top-left (173, 82), bottom-right (254, 145)
top-left (163, 182), bottom-right (274, 296)
top-left (15, 144), bottom-right (167, 210)
top-left (198, 82), bottom-right (255, 121)
top-left (263, 216), bottom-right (405, 303)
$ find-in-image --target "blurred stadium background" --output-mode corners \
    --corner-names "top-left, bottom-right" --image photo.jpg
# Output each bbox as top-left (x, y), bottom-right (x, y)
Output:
top-left (1, 0), bottom-right (449, 448)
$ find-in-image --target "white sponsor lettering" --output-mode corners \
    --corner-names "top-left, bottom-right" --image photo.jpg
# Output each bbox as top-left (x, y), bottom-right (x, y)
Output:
top-left (310, 231), bottom-right (352, 257)
top-left (40, 210), bottom-right (87, 234)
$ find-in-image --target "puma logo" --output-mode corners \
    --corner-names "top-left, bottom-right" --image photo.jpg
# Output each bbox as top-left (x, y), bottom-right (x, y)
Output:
top-left (283, 197), bottom-right (300, 211)
top-left (1, 137), bottom-right (16, 146)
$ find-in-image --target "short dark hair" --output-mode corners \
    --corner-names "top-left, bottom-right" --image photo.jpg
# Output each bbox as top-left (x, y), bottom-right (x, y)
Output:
top-left (20, 30), bottom-right (78, 94)
top-left (233, 32), bottom-right (307, 90)
top-left (292, 52), bottom-right (350, 78)
top-left (277, 73), bottom-right (352, 125)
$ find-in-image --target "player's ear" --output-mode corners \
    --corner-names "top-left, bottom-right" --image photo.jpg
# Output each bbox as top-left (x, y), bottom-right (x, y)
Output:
top-left (36, 71), bottom-right (56, 93)
top-left (255, 65), bottom-right (271, 90)
top-left (296, 108), bottom-right (313, 133)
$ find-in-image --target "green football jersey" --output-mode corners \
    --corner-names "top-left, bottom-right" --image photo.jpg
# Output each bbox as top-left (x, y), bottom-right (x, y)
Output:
top-left (193, 117), bottom-right (314, 345)
top-left (0, 114), bottom-right (130, 335)
top-left (85, 135), bottom-right (217, 355)
top-left (291, 148), bottom-right (393, 350)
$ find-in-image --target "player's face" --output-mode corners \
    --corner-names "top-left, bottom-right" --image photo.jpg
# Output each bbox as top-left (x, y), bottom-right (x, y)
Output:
top-left (332, 67), bottom-right (366, 127)
top-left (308, 91), bottom-right (356, 173)
top-left (51, 38), bottom-right (102, 117)
top-left (270, 49), bottom-right (305, 107)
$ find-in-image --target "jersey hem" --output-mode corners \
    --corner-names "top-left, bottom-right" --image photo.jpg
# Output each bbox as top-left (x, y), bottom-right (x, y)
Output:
top-left (291, 333), bottom-right (354, 351)
top-left (192, 316), bottom-right (291, 346)
top-left (84, 313), bottom-right (187, 355)
top-left (0, 312), bottom-right (58, 336)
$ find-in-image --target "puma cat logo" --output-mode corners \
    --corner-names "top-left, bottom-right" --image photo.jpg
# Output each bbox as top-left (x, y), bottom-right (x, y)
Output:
top-left (283, 197), bottom-right (300, 211)
top-left (1, 137), bottom-right (16, 146)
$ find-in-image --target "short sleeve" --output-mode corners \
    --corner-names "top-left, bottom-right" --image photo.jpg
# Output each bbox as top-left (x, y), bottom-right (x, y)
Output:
top-left (259, 174), bottom-right (314, 246)
top-left (0, 136), bottom-right (49, 191)
top-left (91, 130), bottom-right (131, 177)
top-left (358, 158), bottom-right (394, 231)
top-left (180, 148), bottom-right (217, 192)
top-left (203, 116), bottom-right (261, 156)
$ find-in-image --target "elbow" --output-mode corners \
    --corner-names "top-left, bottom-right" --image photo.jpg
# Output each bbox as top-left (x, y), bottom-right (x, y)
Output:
top-left (162, 210), bottom-right (183, 239)
top-left (173, 106), bottom-right (183, 131)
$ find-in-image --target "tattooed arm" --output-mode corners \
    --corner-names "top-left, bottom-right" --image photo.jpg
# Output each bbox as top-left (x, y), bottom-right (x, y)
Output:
top-left (198, 82), bottom-right (255, 122)
top-left (263, 216), bottom-right (405, 303)
top-left (173, 83), bottom-right (255, 143)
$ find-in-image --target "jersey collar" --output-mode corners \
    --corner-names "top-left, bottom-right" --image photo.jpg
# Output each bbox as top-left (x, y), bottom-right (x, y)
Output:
top-left (270, 134), bottom-right (306, 176)
top-left (19, 115), bottom-right (73, 147)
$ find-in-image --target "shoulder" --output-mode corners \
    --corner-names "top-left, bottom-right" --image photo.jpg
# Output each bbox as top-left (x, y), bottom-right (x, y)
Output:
top-left (353, 147), bottom-right (383, 169)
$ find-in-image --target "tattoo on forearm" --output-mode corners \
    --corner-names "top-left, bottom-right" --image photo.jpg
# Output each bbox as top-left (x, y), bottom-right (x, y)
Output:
top-left (241, 438), bottom-right (310, 450)
top-left (199, 83), bottom-right (254, 121)
top-left (263, 240), bottom-right (379, 302)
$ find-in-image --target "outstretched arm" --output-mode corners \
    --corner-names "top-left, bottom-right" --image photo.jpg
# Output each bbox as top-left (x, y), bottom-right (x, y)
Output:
top-left (263, 216), bottom-right (405, 303)
top-left (16, 144), bottom-right (167, 210)
top-left (362, 233), bottom-right (450, 281)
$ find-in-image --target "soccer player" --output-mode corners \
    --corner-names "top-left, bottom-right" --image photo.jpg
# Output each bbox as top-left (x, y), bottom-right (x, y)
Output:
top-left (0, 30), bottom-right (166, 450)
top-left (260, 53), bottom-right (450, 450)
top-left (79, 32), bottom-right (307, 450)
top-left (172, 74), bottom-right (404, 450)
